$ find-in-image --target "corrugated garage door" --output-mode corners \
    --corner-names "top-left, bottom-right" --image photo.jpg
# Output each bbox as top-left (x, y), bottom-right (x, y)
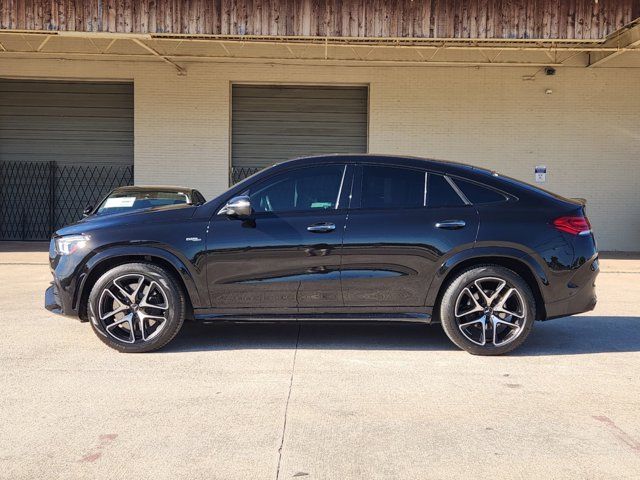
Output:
top-left (231, 85), bottom-right (367, 183)
top-left (0, 79), bottom-right (134, 240)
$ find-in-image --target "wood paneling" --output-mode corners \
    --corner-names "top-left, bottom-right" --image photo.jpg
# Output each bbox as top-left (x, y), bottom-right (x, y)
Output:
top-left (0, 0), bottom-right (636, 39)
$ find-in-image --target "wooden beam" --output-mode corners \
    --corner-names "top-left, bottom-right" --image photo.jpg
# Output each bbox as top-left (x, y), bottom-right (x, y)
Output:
top-left (0, 49), bottom-right (566, 67)
top-left (35, 35), bottom-right (51, 51)
top-left (130, 37), bottom-right (187, 74)
top-left (589, 20), bottom-right (640, 67)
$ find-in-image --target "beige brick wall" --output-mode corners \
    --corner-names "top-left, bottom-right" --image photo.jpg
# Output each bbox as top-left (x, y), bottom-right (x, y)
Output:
top-left (1, 57), bottom-right (639, 250)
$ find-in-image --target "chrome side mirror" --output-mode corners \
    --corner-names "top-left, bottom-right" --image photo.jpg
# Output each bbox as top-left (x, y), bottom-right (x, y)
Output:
top-left (82, 205), bottom-right (94, 217)
top-left (219, 195), bottom-right (252, 218)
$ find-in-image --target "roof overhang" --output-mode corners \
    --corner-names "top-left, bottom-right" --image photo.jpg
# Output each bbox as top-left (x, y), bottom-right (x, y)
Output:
top-left (1, 24), bottom-right (639, 75)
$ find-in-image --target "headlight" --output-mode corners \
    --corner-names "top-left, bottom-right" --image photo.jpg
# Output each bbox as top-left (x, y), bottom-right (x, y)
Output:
top-left (54, 234), bottom-right (90, 255)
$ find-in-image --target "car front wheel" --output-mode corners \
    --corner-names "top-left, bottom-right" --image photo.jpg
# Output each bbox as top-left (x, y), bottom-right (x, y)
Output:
top-left (439, 265), bottom-right (536, 355)
top-left (88, 263), bottom-right (186, 353)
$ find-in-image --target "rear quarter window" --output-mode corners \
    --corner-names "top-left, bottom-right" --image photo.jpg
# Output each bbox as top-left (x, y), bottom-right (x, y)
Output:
top-left (453, 178), bottom-right (508, 205)
top-left (427, 173), bottom-right (466, 208)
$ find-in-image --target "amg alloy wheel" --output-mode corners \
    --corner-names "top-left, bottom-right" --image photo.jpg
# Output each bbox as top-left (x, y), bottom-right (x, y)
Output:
top-left (439, 265), bottom-right (535, 355)
top-left (98, 274), bottom-right (169, 344)
top-left (88, 263), bottom-right (185, 352)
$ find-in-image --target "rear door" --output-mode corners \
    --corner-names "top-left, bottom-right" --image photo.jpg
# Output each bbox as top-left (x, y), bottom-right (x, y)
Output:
top-left (341, 164), bottom-right (479, 308)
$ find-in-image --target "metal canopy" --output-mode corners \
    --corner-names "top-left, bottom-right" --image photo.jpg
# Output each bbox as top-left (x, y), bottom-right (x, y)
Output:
top-left (1, 25), bottom-right (639, 75)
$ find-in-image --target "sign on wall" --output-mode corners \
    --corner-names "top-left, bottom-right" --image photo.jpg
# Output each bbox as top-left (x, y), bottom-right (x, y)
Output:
top-left (535, 165), bottom-right (547, 183)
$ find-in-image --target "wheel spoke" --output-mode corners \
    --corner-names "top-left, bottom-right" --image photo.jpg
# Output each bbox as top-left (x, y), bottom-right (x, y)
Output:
top-left (458, 318), bottom-right (484, 329)
top-left (139, 281), bottom-right (168, 310)
top-left (494, 317), bottom-right (520, 330)
top-left (138, 312), bottom-right (166, 322)
top-left (105, 313), bottom-right (135, 343)
top-left (458, 315), bottom-right (488, 346)
top-left (491, 315), bottom-right (521, 346)
top-left (130, 275), bottom-right (146, 303)
top-left (455, 287), bottom-right (484, 318)
top-left (473, 280), bottom-right (491, 306)
top-left (137, 311), bottom-right (166, 341)
top-left (138, 315), bottom-right (148, 341)
top-left (473, 278), bottom-right (507, 307)
top-left (112, 279), bottom-right (133, 303)
top-left (487, 280), bottom-right (507, 305)
top-left (98, 289), bottom-right (128, 320)
top-left (494, 288), bottom-right (525, 318)
top-left (100, 305), bottom-right (128, 320)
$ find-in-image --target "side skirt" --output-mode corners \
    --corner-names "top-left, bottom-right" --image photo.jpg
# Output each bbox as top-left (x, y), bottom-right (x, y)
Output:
top-left (193, 312), bottom-right (432, 324)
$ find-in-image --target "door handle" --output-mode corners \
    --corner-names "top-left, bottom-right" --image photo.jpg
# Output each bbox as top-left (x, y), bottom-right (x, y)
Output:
top-left (307, 222), bottom-right (336, 233)
top-left (435, 220), bottom-right (466, 230)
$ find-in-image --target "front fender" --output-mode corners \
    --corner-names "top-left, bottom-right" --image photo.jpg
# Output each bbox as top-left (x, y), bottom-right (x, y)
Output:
top-left (76, 245), bottom-right (204, 310)
top-left (424, 246), bottom-right (549, 307)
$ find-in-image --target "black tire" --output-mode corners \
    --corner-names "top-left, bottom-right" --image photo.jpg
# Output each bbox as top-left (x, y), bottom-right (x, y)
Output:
top-left (88, 263), bottom-right (186, 353)
top-left (439, 265), bottom-right (535, 356)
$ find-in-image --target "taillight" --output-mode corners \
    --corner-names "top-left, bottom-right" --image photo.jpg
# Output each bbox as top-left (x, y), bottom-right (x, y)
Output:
top-left (553, 215), bottom-right (592, 236)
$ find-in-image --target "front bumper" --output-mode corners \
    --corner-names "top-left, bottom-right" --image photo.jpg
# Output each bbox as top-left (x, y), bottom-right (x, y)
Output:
top-left (45, 280), bottom-right (78, 318)
top-left (44, 283), bottom-right (61, 314)
top-left (45, 246), bottom-right (84, 319)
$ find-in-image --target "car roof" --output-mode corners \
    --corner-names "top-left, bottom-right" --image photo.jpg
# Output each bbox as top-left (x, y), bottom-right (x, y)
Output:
top-left (274, 154), bottom-right (496, 177)
top-left (111, 185), bottom-right (197, 193)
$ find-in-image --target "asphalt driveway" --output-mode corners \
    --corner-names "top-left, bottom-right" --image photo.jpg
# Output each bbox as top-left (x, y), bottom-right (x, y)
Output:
top-left (1, 243), bottom-right (639, 479)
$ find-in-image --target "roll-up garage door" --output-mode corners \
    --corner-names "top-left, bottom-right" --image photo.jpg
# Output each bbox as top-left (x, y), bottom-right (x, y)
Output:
top-left (231, 85), bottom-right (368, 184)
top-left (0, 79), bottom-right (134, 240)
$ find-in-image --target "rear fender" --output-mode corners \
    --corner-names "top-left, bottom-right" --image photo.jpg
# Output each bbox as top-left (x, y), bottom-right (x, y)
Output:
top-left (424, 246), bottom-right (549, 307)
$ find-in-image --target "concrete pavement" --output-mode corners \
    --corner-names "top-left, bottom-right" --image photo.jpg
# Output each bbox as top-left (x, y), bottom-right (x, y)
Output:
top-left (1, 243), bottom-right (639, 479)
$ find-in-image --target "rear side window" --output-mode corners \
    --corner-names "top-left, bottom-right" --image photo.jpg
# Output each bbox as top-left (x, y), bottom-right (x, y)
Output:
top-left (427, 174), bottom-right (466, 208)
top-left (361, 165), bottom-right (424, 209)
top-left (453, 178), bottom-right (507, 205)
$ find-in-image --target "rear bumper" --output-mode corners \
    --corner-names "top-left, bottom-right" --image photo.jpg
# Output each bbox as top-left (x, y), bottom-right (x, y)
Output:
top-left (543, 256), bottom-right (599, 320)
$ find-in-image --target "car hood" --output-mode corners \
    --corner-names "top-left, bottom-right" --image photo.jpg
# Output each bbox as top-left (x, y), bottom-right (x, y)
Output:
top-left (55, 204), bottom-right (198, 237)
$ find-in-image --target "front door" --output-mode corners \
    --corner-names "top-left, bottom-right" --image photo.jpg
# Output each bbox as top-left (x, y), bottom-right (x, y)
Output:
top-left (205, 163), bottom-right (351, 315)
top-left (341, 164), bottom-right (479, 309)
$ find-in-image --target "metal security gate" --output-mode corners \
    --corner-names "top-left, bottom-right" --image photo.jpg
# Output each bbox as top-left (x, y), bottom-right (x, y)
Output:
top-left (0, 79), bottom-right (134, 240)
top-left (0, 161), bottom-right (133, 240)
top-left (231, 85), bottom-right (368, 184)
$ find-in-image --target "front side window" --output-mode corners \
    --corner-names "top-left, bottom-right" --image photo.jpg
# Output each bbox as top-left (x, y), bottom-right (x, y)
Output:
top-left (248, 165), bottom-right (345, 213)
top-left (360, 165), bottom-right (425, 209)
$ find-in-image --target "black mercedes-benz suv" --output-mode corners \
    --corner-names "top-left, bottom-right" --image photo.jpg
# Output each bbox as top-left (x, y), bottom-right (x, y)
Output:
top-left (45, 155), bottom-right (598, 355)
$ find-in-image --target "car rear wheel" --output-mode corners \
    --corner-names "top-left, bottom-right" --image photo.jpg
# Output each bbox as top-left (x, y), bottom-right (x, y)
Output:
top-left (439, 265), bottom-right (535, 355)
top-left (88, 263), bottom-right (185, 353)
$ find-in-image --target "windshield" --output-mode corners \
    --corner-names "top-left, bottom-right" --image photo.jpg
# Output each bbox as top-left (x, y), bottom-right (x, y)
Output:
top-left (94, 190), bottom-right (190, 216)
